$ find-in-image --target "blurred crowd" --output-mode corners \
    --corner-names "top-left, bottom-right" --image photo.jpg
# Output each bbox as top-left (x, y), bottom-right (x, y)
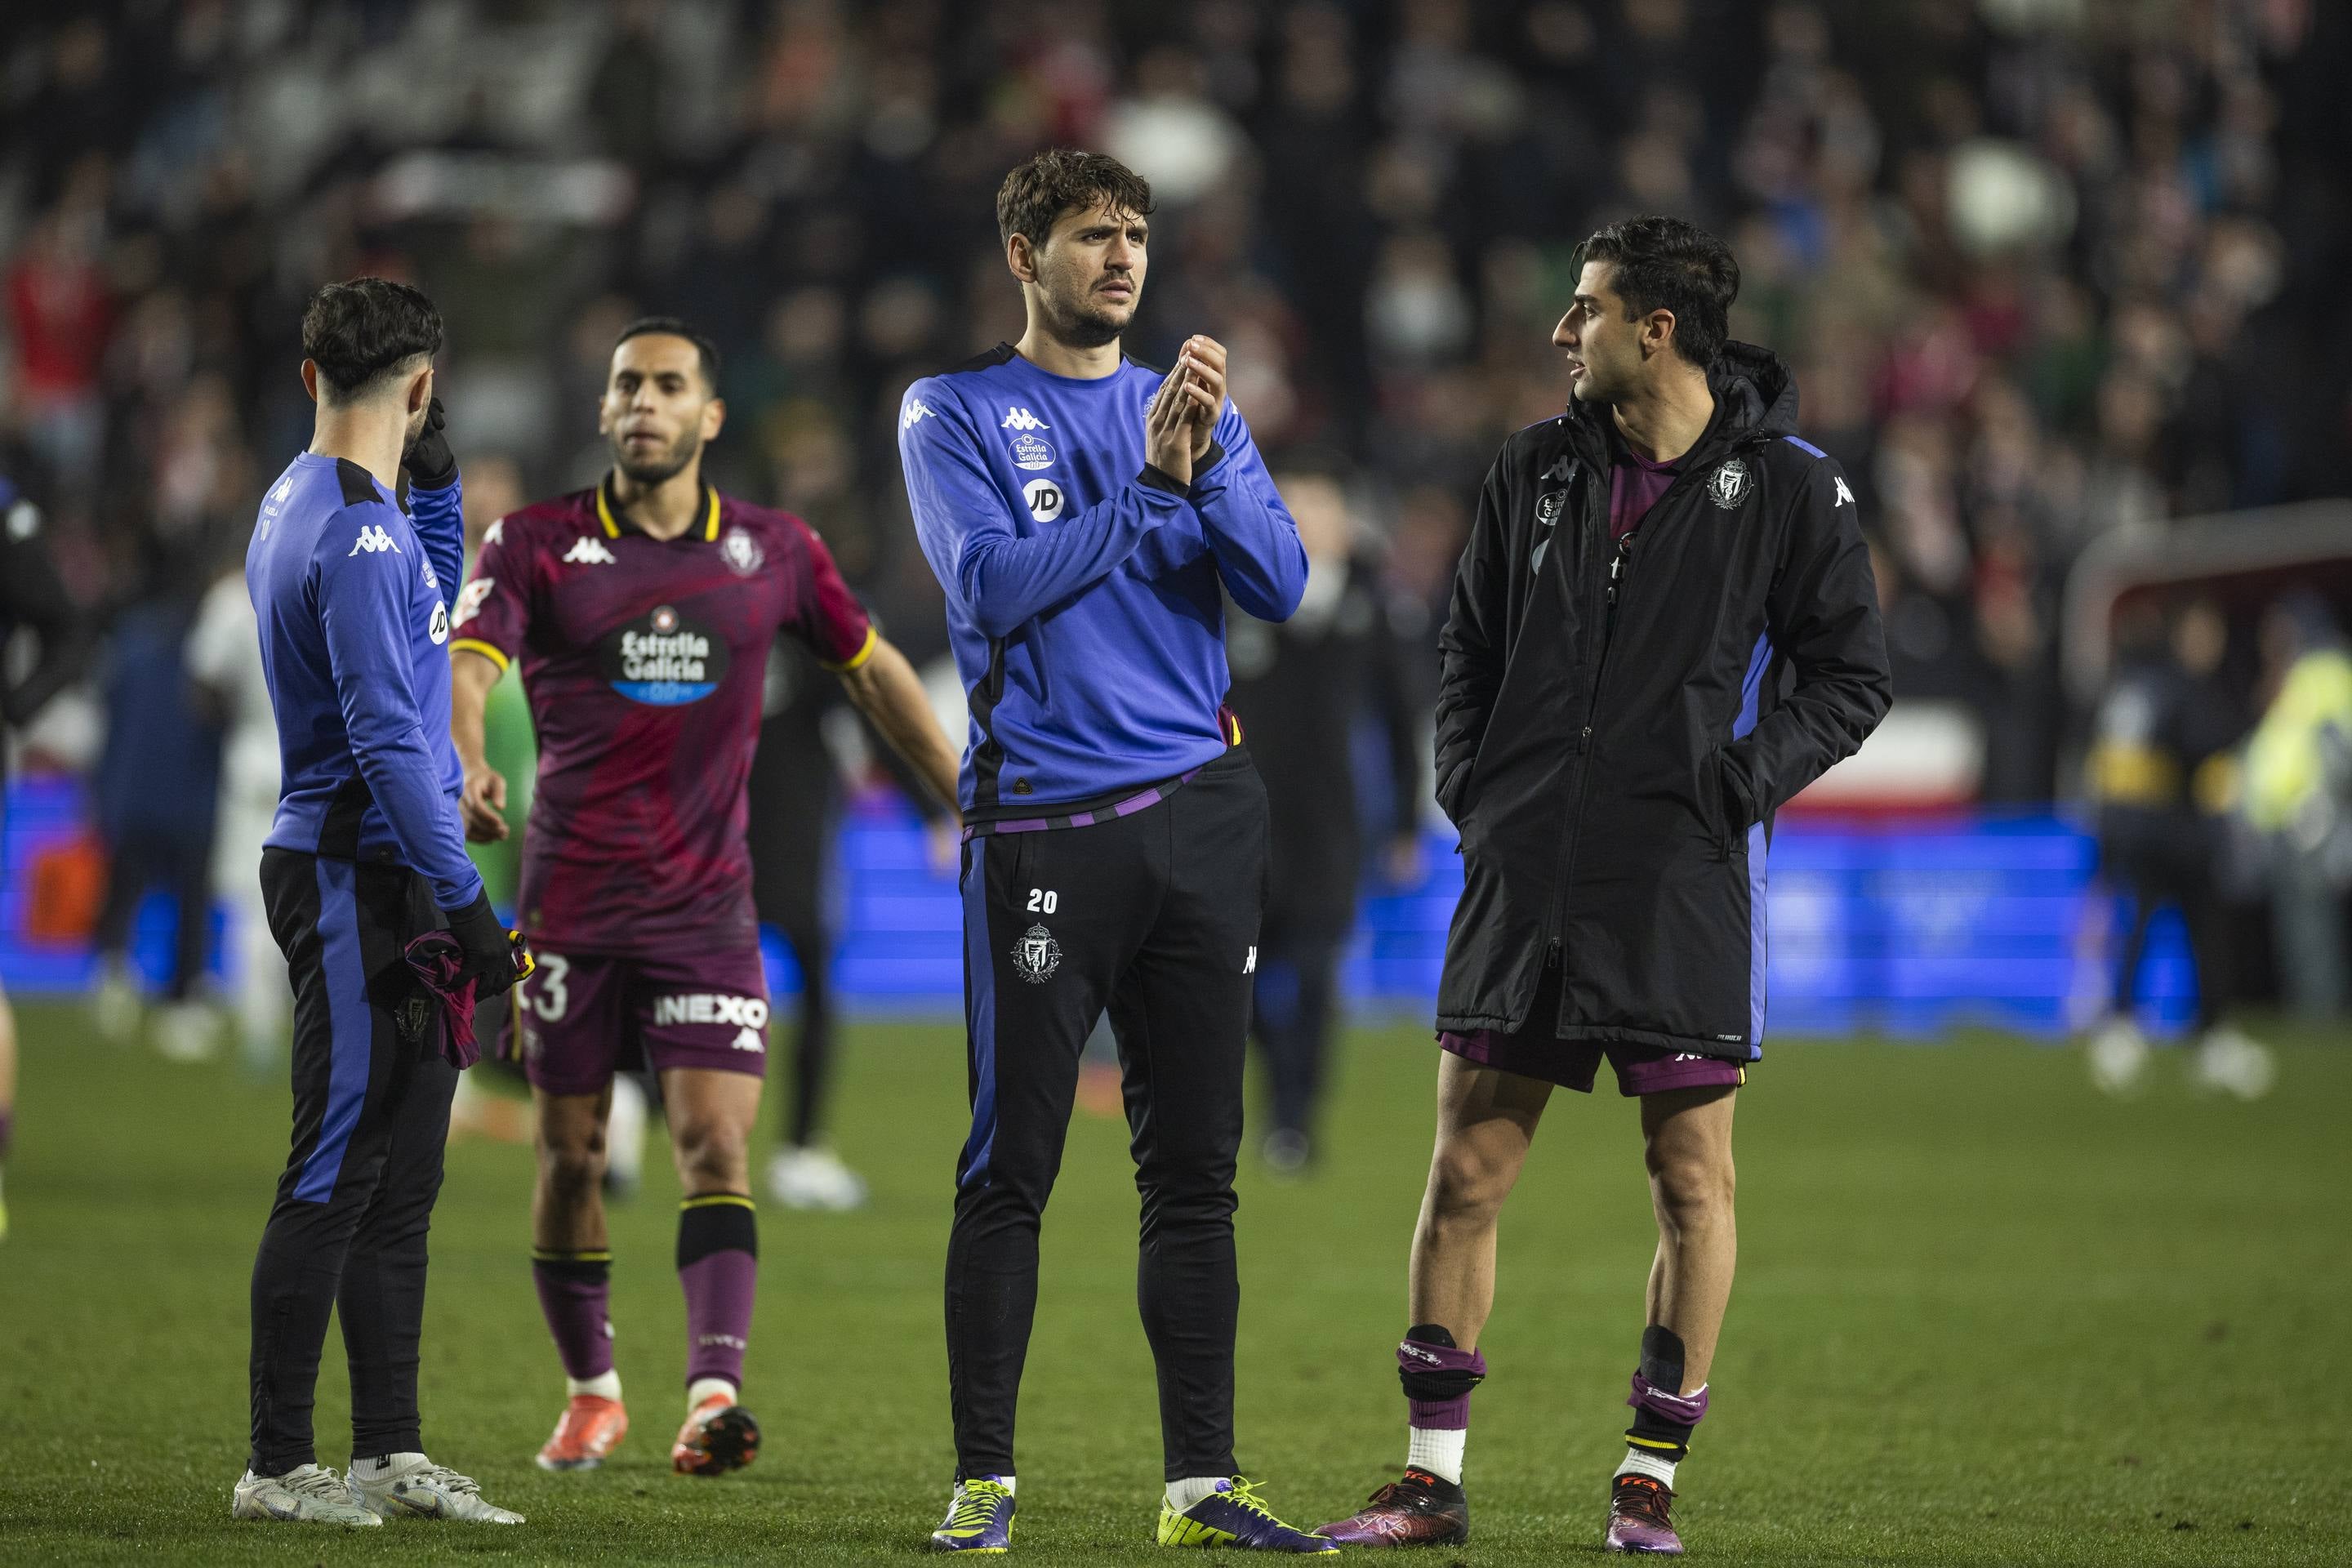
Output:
top-left (7, 2), bottom-right (2352, 1038)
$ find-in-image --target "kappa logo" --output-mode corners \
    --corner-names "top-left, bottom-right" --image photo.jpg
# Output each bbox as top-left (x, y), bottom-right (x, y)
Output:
top-left (902, 398), bottom-right (934, 430)
top-left (348, 524), bottom-right (401, 555)
top-left (1012, 923), bottom-right (1062, 984)
top-left (1833, 474), bottom-right (1856, 507)
top-left (1708, 458), bottom-right (1753, 510)
top-left (1245, 945), bottom-right (1257, 974)
top-left (652, 992), bottom-right (770, 1030)
top-left (564, 536), bottom-right (617, 565)
top-left (483, 515), bottom-right (506, 547)
top-left (1000, 406), bottom-right (1051, 431)
top-left (731, 1026), bottom-right (767, 1054)
top-left (452, 576), bottom-right (494, 628)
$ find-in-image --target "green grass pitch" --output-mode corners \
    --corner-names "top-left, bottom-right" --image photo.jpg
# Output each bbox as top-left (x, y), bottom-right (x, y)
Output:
top-left (1, 1001), bottom-right (2346, 1564)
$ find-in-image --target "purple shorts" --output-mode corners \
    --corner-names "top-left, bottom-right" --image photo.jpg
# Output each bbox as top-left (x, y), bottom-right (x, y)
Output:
top-left (501, 945), bottom-right (770, 1098)
top-left (1438, 964), bottom-right (1747, 1098)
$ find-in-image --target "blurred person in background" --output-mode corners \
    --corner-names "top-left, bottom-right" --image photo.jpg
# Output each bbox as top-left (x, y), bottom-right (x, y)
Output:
top-left (746, 635), bottom-right (957, 1214)
top-left (450, 318), bottom-right (957, 1479)
top-left (186, 552), bottom-right (284, 1074)
top-left (2, 472), bottom-right (90, 1241)
top-left (2082, 599), bottom-right (2271, 1098)
top-left (2242, 590), bottom-right (2352, 1021)
top-left (1223, 458), bottom-right (1421, 1174)
top-left (87, 578), bottom-right (220, 1063)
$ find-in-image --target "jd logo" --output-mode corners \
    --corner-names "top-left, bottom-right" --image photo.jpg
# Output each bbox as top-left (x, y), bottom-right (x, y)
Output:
top-left (1023, 479), bottom-right (1065, 523)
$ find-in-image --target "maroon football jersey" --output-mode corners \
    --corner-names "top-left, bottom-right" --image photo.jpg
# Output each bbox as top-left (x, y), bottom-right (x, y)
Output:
top-left (452, 478), bottom-right (873, 956)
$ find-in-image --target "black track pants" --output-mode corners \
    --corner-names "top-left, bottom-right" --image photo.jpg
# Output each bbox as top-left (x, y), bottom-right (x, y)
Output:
top-left (248, 848), bottom-right (455, 1474)
top-left (945, 748), bottom-right (1267, 1482)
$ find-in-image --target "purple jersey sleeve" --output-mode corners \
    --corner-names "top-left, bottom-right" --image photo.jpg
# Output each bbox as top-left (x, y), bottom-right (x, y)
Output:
top-left (449, 514), bottom-right (535, 671)
top-left (789, 519), bottom-right (875, 670)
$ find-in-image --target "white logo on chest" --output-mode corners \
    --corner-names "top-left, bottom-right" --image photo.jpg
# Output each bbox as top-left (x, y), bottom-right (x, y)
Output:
top-left (1000, 407), bottom-right (1051, 431)
top-left (564, 537), bottom-right (617, 565)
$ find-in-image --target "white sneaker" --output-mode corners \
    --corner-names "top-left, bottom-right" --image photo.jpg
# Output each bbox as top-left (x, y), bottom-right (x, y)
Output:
top-left (345, 1454), bottom-right (524, 1523)
top-left (765, 1144), bottom-right (867, 1211)
top-left (230, 1464), bottom-right (382, 1526)
top-left (92, 962), bottom-right (142, 1046)
top-left (153, 1000), bottom-right (220, 1063)
top-left (2087, 1017), bottom-right (2149, 1097)
top-left (2190, 1026), bottom-right (2278, 1101)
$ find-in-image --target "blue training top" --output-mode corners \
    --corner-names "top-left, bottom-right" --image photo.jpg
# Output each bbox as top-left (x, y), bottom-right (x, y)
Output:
top-left (898, 344), bottom-right (1307, 822)
top-left (247, 453), bottom-right (482, 911)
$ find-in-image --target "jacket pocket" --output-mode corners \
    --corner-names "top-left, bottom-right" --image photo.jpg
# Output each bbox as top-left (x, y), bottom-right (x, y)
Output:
top-left (1702, 747), bottom-right (1741, 862)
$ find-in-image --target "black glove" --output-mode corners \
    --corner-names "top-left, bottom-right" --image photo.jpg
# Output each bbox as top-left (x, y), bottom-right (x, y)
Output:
top-left (403, 396), bottom-right (457, 491)
top-left (442, 889), bottom-right (526, 1000)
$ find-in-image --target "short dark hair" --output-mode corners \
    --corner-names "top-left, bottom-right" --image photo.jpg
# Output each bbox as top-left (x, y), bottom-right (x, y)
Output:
top-left (1575, 216), bottom-right (1740, 368)
top-left (996, 149), bottom-right (1156, 247)
top-left (301, 278), bottom-right (443, 400)
top-left (615, 315), bottom-right (721, 392)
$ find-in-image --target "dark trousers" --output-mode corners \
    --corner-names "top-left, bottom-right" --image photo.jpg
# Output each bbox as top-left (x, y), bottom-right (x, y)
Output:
top-left (1250, 931), bottom-right (1344, 1140)
top-left (2104, 813), bottom-right (2228, 1031)
top-left (946, 749), bottom-right (1267, 1481)
top-left (764, 906), bottom-right (836, 1150)
top-left (94, 822), bottom-right (213, 1000)
top-left (248, 848), bottom-right (455, 1474)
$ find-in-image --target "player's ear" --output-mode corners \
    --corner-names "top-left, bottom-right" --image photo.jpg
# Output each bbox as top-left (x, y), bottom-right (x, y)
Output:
top-left (408, 360), bottom-right (434, 415)
top-left (702, 395), bottom-right (726, 442)
top-left (1005, 232), bottom-right (1036, 287)
top-left (300, 359), bottom-right (321, 404)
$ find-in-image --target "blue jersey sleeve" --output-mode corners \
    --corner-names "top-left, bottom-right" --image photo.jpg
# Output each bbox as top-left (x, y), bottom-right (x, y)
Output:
top-left (1188, 404), bottom-right (1307, 622)
top-left (901, 383), bottom-right (1190, 640)
top-left (407, 473), bottom-right (466, 609)
top-left (311, 503), bottom-right (483, 911)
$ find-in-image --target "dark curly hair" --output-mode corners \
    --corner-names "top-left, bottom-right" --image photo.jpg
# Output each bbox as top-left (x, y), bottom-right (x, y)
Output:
top-left (1575, 216), bottom-right (1741, 368)
top-left (301, 278), bottom-right (443, 401)
top-left (996, 149), bottom-right (1156, 247)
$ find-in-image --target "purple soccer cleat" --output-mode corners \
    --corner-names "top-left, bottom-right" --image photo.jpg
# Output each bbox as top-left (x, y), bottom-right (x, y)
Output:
top-left (1316, 1468), bottom-right (1470, 1547)
top-left (1604, 1474), bottom-right (1683, 1555)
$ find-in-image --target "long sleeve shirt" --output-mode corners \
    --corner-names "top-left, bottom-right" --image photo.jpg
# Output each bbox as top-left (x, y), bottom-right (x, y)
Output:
top-left (248, 453), bottom-right (482, 910)
top-left (898, 343), bottom-right (1307, 822)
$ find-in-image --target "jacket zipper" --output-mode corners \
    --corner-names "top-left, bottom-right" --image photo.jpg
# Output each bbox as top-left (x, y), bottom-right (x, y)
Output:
top-left (1542, 496), bottom-right (1634, 983)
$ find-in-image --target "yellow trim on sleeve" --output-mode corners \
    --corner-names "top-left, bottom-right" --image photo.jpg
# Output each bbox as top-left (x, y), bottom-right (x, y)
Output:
top-left (595, 484), bottom-right (621, 538)
top-left (821, 623), bottom-right (880, 674)
top-left (680, 1193), bottom-right (757, 1211)
top-left (450, 638), bottom-right (510, 672)
top-left (703, 487), bottom-right (722, 541)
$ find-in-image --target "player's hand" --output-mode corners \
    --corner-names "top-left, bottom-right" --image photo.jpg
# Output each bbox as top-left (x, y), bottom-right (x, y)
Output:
top-left (461, 763), bottom-right (510, 842)
top-left (404, 396), bottom-right (457, 491)
top-left (1174, 335), bottom-right (1226, 463)
top-left (443, 889), bottom-right (528, 1000)
top-left (1146, 357), bottom-right (1196, 485)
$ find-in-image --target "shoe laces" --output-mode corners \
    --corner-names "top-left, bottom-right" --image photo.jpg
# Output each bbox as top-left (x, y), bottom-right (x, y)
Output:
top-left (406, 1463), bottom-right (482, 1496)
top-left (947, 1479), bottom-right (1011, 1529)
top-left (1614, 1474), bottom-right (1674, 1526)
top-left (282, 1467), bottom-right (350, 1500)
top-left (1219, 1477), bottom-right (1282, 1521)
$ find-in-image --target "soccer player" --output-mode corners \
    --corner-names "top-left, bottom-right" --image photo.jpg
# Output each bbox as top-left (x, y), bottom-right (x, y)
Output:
top-left (448, 318), bottom-right (960, 1477)
top-left (1316, 217), bottom-right (1891, 1554)
top-left (899, 149), bottom-right (1329, 1553)
top-left (238, 279), bottom-right (528, 1526)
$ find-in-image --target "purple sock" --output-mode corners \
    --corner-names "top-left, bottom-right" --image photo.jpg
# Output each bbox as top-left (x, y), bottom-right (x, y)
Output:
top-left (1398, 1332), bottom-right (1486, 1428)
top-left (677, 1197), bottom-right (757, 1390)
top-left (532, 1253), bottom-right (615, 1381)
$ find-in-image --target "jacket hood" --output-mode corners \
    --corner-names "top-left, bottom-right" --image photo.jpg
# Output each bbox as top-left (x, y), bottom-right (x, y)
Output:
top-left (1557, 338), bottom-right (1799, 457)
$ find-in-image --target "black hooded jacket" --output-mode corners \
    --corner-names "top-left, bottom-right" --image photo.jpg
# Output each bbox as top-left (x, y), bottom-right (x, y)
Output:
top-left (1433, 343), bottom-right (1891, 1060)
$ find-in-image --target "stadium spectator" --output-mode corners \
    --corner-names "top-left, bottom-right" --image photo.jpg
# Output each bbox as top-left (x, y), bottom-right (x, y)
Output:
top-left (2243, 591), bottom-right (2352, 1019)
